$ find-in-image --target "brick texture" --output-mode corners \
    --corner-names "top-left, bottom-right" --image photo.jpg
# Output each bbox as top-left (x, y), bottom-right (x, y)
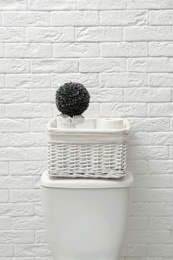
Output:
top-left (0, 1), bottom-right (172, 259)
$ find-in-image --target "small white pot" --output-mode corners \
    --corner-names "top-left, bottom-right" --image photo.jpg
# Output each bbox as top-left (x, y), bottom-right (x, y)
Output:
top-left (57, 114), bottom-right (84, 128)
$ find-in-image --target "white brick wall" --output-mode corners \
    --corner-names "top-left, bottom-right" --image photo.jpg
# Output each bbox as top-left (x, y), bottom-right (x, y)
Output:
top-left (0, 0), bottom-right (173, 259)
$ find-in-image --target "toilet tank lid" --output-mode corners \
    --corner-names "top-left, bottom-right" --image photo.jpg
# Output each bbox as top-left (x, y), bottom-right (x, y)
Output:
top-left (41, 171), bottom-right (134, 189)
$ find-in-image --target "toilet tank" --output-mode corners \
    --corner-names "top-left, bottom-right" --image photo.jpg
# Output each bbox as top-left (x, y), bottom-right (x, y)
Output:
top-left (41, 171), bottom-right (133, 260)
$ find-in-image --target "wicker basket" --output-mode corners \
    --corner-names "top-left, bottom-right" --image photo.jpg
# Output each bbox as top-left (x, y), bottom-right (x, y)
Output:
top-left (47, 118), bottom-right (130, 179)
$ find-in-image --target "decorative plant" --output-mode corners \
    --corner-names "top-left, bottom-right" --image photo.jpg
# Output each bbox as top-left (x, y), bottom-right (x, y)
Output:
top-left (56, 82), bottom-right (90, 118)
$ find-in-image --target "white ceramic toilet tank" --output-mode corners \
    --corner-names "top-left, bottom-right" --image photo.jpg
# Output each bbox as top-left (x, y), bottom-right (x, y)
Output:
top-left (41, 171), bottom-right (133, 260)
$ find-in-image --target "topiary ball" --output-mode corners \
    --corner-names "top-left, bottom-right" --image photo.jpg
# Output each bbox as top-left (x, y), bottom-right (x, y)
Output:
top-left (56, 82), bottom-right (90, 117)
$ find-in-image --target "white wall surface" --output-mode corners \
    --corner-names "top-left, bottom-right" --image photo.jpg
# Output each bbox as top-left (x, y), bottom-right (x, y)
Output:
top-left (0, 0), bottom-right (173, 259)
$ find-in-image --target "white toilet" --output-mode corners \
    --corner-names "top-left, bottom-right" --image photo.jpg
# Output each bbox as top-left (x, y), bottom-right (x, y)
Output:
top-left (41, 171), bottom-right (133, 260)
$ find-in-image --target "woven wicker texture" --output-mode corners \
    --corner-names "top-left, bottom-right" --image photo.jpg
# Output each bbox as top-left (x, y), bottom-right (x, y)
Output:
top-left (47, 118), bottom-right (130, 179)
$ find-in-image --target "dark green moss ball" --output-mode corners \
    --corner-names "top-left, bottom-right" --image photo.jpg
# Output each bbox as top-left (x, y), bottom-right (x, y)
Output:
top-left (56, 82), bottom-right (90, 117)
